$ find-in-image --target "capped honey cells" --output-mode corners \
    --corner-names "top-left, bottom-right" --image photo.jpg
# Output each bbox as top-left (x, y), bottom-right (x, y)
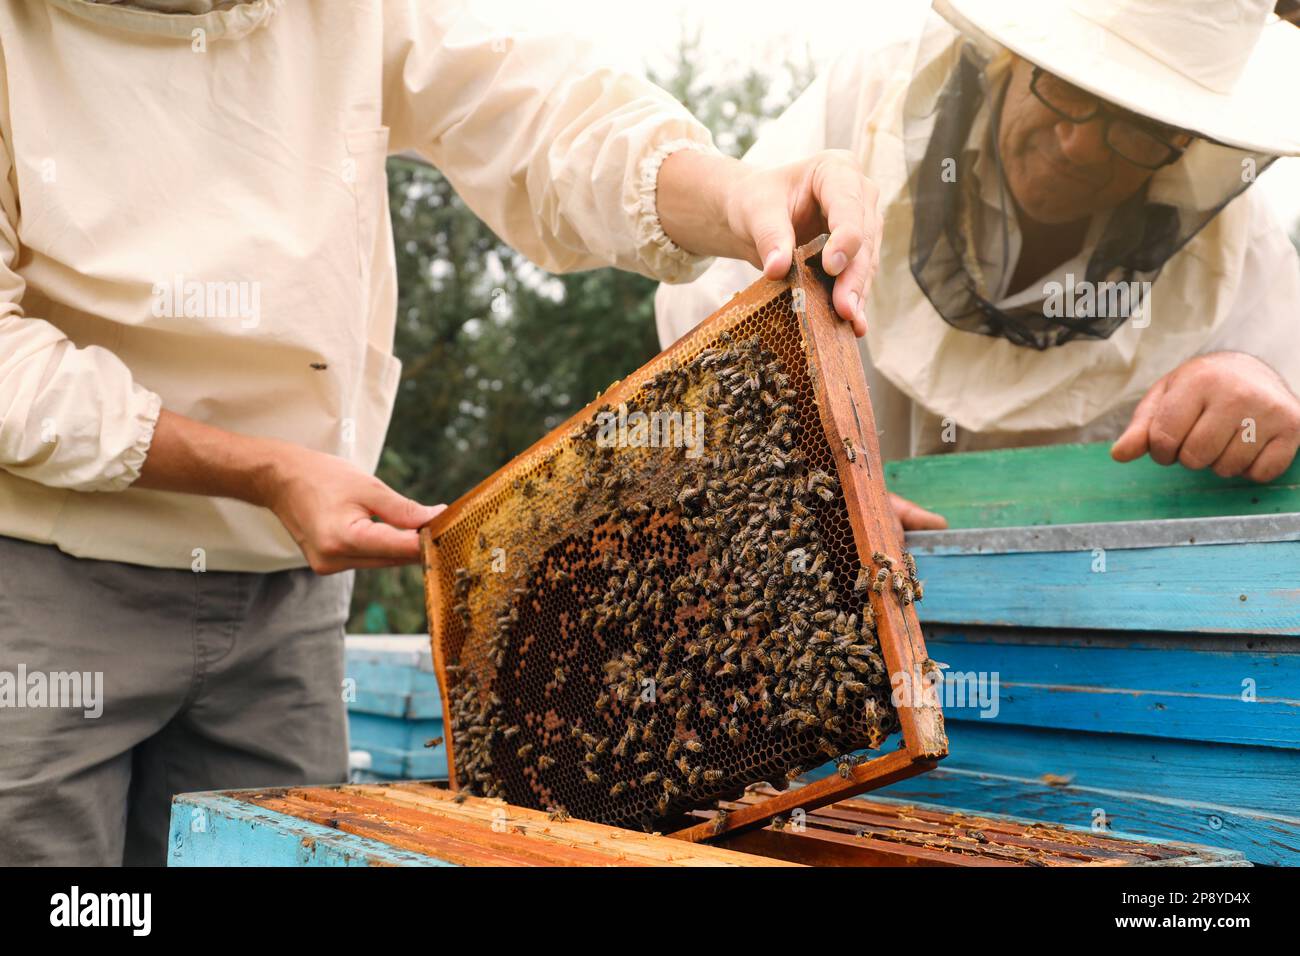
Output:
top-left (426, 289), bottom-right (923, 833)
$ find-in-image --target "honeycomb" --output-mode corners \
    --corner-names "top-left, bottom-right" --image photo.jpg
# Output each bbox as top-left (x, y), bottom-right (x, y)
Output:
top-left (424, 255), bottom-right (919, 833)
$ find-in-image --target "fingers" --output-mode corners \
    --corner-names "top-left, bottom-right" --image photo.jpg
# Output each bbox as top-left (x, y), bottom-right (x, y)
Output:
top-left (1145, 377), bottom-right (1207, 467)
top-left (832, 242), bottom-right (873, 337)
top-left (362, 482), bottom-right (446, 529)
top-left (1176, 409), bottom-right (1236, 472)
top-left (813, 153), bottom-right (880, 334)
top-left (889, 492), bottom-right (949, 531)
top-left (1111, 353), bottom-right (1300, 481)
top-left (1110, 376), bottom-right (1168, 462)
top-left (815, 152), bottom-right (869, 274)
top-left (1245, 436), bottom-right (1299, 483)
top-left (306, 488), bottom-right (445, 572)
top-left (749, 211), bottom-right (796, 280)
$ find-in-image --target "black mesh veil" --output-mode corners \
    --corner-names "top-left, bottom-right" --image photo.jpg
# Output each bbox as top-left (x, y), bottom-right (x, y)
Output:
top-left (905, 39), bottom-right (1276, 350)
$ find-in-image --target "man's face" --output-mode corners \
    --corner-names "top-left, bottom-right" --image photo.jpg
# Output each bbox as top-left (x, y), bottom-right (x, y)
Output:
top-left (997, 58), bottom-right (1176, 225)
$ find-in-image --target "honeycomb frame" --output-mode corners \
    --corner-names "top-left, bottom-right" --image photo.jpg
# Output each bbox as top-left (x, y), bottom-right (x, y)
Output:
top-left (421, 237), bottom-right (947, 842)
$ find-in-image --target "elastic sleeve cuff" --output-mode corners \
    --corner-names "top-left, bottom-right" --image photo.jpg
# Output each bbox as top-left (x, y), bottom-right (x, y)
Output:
top-left (636, 137), bottom-right (720, 284)
top-left (97, 387), bottom-right (163, 492)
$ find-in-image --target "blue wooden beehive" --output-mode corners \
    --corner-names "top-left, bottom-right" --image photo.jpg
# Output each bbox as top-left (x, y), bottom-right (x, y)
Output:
top-left (345, 635), bottom-right (447, 781)
top-left (815, 442), bottom-right (1300, 864)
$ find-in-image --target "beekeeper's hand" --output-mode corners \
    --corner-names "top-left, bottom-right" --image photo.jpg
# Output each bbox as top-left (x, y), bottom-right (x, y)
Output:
top-left (1111, 351), bottom-right (1300, 482)
top-left (656, 149), bottom-right (881, 336)
top-left (890, 492), bottom-right (948, 534)
top-left (137, 409), bottom-right (445, 573)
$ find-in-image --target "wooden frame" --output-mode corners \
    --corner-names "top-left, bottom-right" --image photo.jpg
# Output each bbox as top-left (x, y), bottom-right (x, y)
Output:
top-left (421, 237), bottom-right (947, 841)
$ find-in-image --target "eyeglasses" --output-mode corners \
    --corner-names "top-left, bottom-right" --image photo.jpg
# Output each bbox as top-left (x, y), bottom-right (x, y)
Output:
top-left (1029, 66), bottom-right (1191, 170)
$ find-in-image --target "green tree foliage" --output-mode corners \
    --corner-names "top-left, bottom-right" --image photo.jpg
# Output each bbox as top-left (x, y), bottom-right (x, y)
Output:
top-left (349, 39), bottom-right (816, 633)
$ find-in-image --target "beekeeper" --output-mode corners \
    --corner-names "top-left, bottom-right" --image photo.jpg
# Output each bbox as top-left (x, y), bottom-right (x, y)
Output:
top-left (0, 0), bottom-right (882, 865)
top-left (657, 0), bottom-right (1300, 531)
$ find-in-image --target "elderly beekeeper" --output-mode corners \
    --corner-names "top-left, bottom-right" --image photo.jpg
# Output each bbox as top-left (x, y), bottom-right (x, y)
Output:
top-left (657, 0), bottom-right (1300, 531)
top-left (0, 0), bottom-right (881, 865)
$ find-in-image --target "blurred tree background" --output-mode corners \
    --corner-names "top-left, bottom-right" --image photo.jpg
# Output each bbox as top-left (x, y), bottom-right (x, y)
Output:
top-left (348, 37), bottom-right (817, 633)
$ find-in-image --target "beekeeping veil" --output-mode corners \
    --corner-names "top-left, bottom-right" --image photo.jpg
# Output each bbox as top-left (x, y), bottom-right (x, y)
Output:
top-left (907, 0), bottom-right (1300, 350)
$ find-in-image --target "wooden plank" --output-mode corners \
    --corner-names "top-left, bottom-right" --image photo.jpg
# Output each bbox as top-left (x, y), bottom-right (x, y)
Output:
top-left (721, 825), bottom-right (1022, 867)
top-left (809, 721), bottom-right (1300, 821)
top-left (346, 782), bottom-right (798, 866)
top-left (706, 790), bottom-right (1245, 866)
top-left (671, 748), bottom-right (937, 842)
top-left (923, 630), bottom-right (1300, 749)
top-left (237, 785), bottom-right (786, 867)
top-left (167, 793), bottom-right (451, 867)
top-left (912, 540), bottom-right (1300, 634)
top-left (877, 767), bottom-right (1294, 865)
top-left (928, 722), bottom-right (1300, 817)
top-left (260, 790), bottom-right (636, 867)
top-left (801, 803), bottom-right (1148, 864)
top-left (252, 793), bottom-right (556, 866)
top-left (886, 442), bottom-right (1300, 529)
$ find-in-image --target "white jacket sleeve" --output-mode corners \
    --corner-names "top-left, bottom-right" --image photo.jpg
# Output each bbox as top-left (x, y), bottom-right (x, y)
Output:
top-left (0, 141), bottom-right (162, 493)
top-left (1199, 187), bottom-right (1300, 395)
top-left (381, 0), bottom-right (719, 284)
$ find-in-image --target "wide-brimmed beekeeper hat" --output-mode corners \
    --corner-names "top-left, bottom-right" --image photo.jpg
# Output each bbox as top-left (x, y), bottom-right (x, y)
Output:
top-left (933, 0), bottom-right (1300, 156)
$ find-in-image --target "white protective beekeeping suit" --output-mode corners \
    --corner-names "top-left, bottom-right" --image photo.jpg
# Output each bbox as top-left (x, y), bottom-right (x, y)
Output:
top-left (655, 2), bottom-right (1300, 463)
top-left (0, 0), bottom-right (718, 570)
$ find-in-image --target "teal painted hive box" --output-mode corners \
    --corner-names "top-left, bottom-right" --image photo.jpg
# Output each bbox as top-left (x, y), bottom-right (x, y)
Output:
top-left (345, 635), bottom-right (447, 782)
top-left (805, 441), bottom-right (1300, 864)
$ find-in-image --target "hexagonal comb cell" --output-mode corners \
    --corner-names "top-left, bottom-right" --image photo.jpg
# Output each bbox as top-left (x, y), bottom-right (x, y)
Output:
top-left (421, 238), bottom-right (946, 839)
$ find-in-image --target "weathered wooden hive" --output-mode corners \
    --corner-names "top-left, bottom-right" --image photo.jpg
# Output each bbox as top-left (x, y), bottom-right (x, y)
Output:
top-left (421, 238), bottom-right (947, 840)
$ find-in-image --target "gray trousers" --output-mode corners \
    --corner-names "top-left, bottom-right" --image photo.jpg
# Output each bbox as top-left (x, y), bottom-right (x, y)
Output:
top-left (0, 535), bottom-right (352, 866)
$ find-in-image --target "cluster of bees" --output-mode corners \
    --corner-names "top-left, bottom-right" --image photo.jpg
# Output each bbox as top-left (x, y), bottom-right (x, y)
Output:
top-left (442, 330), bottom-right (919, 830)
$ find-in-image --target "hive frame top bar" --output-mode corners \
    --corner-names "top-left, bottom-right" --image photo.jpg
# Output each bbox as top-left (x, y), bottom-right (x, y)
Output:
top-left (421, 236), bottom-right (947, 842)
